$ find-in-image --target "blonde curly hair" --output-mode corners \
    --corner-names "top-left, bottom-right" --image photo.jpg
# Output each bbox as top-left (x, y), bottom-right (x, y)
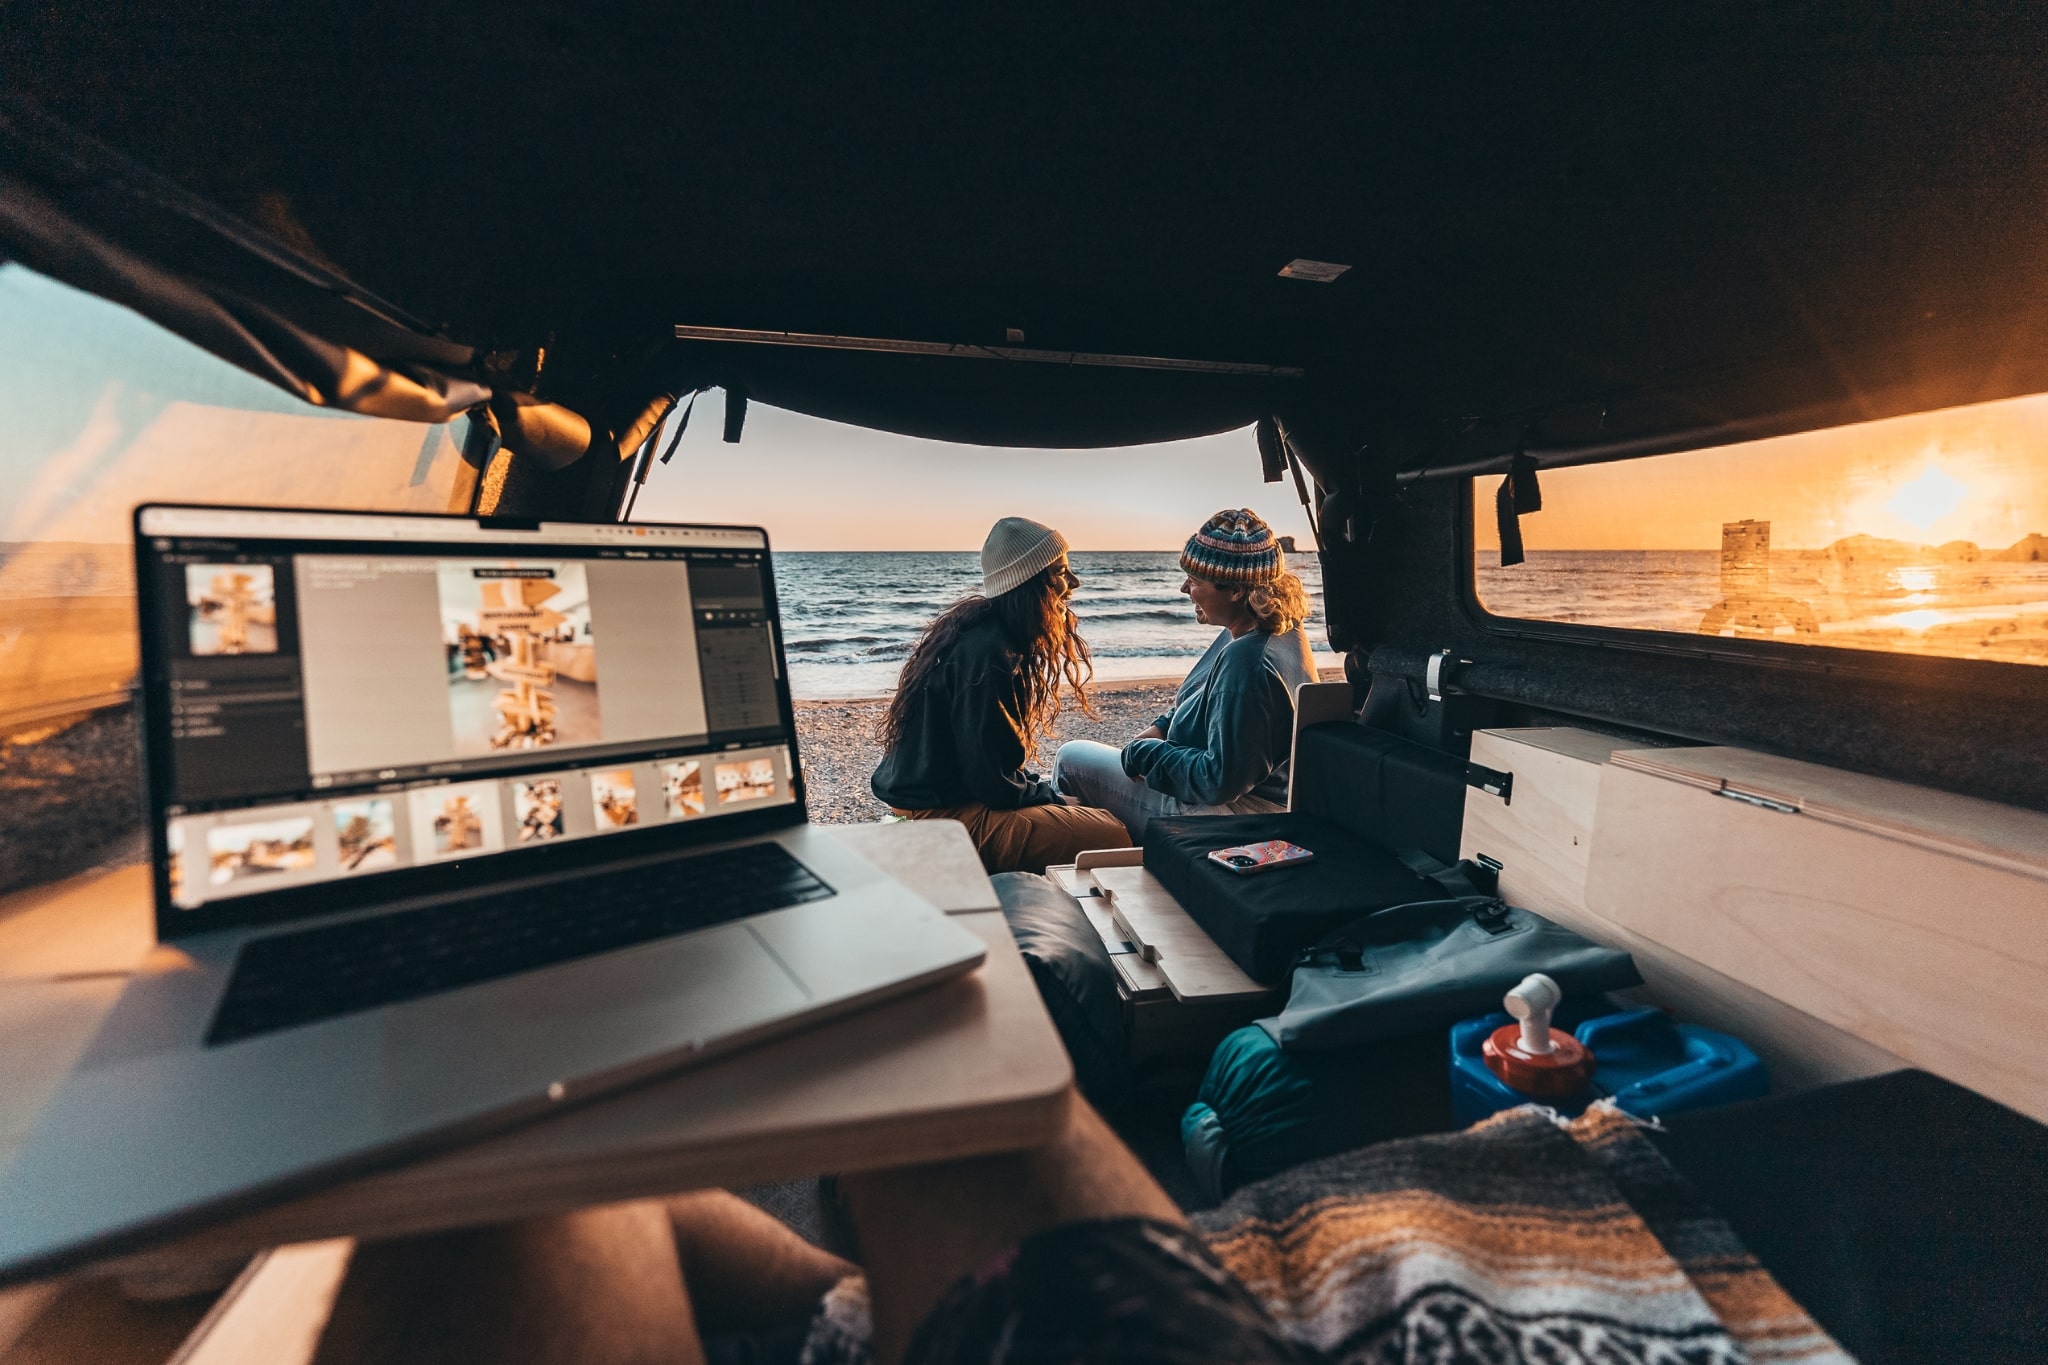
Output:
top-left (1243, 568), bottom-right (1313, 635)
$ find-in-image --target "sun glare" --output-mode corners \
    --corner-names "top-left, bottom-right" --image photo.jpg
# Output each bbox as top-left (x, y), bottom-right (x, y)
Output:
top-left (1883, 465), bottom-right (1969, 533)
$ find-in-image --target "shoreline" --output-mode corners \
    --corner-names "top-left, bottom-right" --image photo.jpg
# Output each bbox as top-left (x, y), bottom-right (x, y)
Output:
top-left (793, 668), bottom-right (1343, 823)
top-left (790, 672), bottom-right (1216, 710)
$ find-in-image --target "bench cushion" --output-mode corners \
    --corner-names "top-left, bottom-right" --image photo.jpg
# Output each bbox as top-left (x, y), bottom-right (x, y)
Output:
top-left (1143, 814), bottom-right (1438, 983)
top-left (1290, 722), bottom-right (1469, 864)
top-left (992, 872), bottom-right (1130, 1110)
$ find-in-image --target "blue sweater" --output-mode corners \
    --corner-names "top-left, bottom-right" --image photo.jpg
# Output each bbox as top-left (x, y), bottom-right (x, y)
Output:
top-left (1119, 626), bottom-right (1315, 806)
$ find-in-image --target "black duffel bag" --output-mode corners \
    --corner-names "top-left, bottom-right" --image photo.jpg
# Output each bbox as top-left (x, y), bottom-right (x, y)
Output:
top-left (1144, 813), bottom-right (1445, 983)
top-left (1263, 894), bottom-right (1641, 1050)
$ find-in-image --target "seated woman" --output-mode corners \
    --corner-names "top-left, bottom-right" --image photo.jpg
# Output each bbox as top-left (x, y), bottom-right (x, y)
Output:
top-left (871, 517), bottom-right (1130, 873)
top-left (1054, 509), bottom-right (1314, 840)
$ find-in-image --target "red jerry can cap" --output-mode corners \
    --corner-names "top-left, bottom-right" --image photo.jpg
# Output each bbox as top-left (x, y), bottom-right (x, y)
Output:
top-left (1483, 1023), bottom-right (1596, 1097)
top-left (1482, 972), bottom-right (1597, 1098)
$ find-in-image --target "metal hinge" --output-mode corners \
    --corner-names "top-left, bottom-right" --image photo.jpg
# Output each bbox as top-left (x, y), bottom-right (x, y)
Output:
top-left (1715, 787), bottom-right (1798, 814)
top-left (1466, 762), bottom-right (1513, 803)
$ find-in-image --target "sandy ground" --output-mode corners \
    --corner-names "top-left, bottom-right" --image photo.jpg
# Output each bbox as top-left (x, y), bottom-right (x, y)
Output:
top-left (796, 671), bottom-right (1344, 823)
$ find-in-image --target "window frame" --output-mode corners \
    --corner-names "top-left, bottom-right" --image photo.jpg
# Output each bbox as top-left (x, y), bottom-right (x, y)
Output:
top-left (1455, 475), bottom-right (2048, 701)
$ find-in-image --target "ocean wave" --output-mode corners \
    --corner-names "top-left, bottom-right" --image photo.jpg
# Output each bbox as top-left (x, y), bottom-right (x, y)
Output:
top-left (781, 633), bottom-right (902, 654)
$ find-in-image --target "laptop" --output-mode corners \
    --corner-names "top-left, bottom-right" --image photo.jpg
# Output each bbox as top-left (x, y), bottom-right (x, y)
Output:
top-left (0, 504), bottom-right (986, 1284)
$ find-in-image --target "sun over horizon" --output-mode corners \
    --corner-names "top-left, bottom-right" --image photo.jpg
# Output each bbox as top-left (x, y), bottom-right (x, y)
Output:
top-left (1475, 390), bottom-right (2048, 555)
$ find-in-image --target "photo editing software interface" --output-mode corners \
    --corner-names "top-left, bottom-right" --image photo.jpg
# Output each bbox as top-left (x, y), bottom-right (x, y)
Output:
top-left (139, 509), bottom-right (797, 912)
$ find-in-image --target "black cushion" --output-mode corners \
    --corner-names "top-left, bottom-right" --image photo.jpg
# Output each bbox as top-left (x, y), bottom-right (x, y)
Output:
top-left (1143, 814), bottom-right (1438, 983)
top-left (991, 872), bottom-right (1130, 1111)
top-left (1290, 722), bottom-right (1469, 865)
top-left (1651, 1069), bottom-right (2048, 1365)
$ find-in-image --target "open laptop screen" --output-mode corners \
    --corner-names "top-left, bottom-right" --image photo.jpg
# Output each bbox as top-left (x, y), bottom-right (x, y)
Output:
top-left (134, 507), bottom-right (802, 932)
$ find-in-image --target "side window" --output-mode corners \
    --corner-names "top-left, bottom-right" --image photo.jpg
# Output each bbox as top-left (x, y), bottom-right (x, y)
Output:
top-left (0, 265), bottom-right (480, 897)
top-left (1472, 392), bottom-right (2048, 669)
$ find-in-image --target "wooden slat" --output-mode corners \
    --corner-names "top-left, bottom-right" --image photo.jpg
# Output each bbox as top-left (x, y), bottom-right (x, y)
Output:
top-left (1588, 760), bottom-right (2048, 1122)
top-left (167, 1241), bottom-right (354, 1365)
top-left (1286, 681), bottom-right (1356, 811)
top-left (0, 862), bottom-right (154, 982)
top-left (1091, 866), bottom-right (1273, 1006)
top-left (1459, 729), bottom-right (1628, 919)
top-left (1073, 846), bottom-right (1141, 872)
top-left (1612, 746), bottom-right (2048, 882)
top-left (825, 820), bottom-right (1002, 912)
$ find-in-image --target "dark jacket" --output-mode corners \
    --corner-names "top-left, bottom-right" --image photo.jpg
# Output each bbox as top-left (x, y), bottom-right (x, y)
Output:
top-left (871, 616), bottom-right (1059, 811)
top-left (1120, 625), bottom-right (1315, 806)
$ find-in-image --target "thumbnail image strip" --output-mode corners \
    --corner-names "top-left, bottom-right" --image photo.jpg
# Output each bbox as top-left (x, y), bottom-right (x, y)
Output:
top-left (333, 798), bottom-right (399, 872)
top-left (714, 756), bottom-right (778, 806)
top-left (515, 777), bottom-right (567, 843)
top-left (590, 768), bottom-right (639, 830)
top-left (662, 760), bottom-right (705, 819)
top-left (207, 815), bottom-right (315, 886)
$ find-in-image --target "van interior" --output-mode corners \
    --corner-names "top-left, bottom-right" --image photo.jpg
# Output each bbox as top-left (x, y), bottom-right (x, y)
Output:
top-left (2, 7), bottom-right (2045, 1363)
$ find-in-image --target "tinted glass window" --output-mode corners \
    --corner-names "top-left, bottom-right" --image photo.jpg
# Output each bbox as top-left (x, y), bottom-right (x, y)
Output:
top-left (1, 265), bottom-right (481, 897)
top-left (1473, 392), bottom-right (2048, 667)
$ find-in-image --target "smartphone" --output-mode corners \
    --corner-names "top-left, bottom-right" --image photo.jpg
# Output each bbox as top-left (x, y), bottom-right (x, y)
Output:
top-left (1207, 840), bottom-right (1316, 874)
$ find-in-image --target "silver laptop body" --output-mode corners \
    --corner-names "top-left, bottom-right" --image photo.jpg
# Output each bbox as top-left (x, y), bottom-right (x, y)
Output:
top-left (0, 505), bottom-right (984, 1284)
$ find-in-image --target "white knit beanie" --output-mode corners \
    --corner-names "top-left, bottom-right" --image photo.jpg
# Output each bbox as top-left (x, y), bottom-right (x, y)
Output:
top-left (981, 517), bottom-right (1069, 598)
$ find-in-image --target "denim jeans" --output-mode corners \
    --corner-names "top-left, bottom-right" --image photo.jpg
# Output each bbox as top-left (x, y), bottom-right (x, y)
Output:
top-left (1050, 740), bottom-right (1278, 842)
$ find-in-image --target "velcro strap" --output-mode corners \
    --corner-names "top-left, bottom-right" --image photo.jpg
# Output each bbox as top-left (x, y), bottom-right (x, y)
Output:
top-left (1392, 847), bottom-right (1484, 899)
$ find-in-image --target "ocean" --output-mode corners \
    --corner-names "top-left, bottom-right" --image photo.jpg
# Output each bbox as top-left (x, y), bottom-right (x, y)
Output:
top-left (776, 550), bottom-right (1338, 698)
top-left (8, 543), bottom-right (2044, 713)
top-left (1476, 549), bottom-right (2048, 665)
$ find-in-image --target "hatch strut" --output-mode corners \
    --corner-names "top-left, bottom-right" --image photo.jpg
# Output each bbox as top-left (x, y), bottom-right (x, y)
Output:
top-left (672, 325), bottom-right (1304, 378)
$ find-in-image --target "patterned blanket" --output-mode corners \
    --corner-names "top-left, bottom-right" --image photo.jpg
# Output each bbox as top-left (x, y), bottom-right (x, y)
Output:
top-left (803, 1103), bottom-right (1852, 1365)
top-left (1195, 1103), bottom-right (1852, 1364)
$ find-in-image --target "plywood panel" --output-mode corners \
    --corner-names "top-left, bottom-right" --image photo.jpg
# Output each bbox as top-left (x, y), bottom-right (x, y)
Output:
top-left (1612, 747), bottom-right (2048, 882)
top-left (0, 823), bottom-right (1075, 1277)
top-left (1460, 729), bottom-right (1906, 1092)
top-left (1458, 730), bottom-right (1626, 919)
top-left (825, 820), bottom-right (1002, 913)
top-left (1587, 761), bottom-right (2048, 1121)
top-left (1091, 866), bottom-right (1274, 1006)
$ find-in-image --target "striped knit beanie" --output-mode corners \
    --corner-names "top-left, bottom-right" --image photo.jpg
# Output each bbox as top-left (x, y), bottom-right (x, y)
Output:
top-left (1181, 508), bottom-right (1283, 585)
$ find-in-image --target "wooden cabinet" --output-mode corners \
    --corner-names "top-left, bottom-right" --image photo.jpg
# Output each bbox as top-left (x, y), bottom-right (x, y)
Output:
top-left (1588, 747), bottom-right (2048, 1123)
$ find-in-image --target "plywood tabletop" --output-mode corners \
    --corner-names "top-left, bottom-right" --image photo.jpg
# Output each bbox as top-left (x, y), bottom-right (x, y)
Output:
top-left (0, 821), bottom-right (1073, 1275)
top-left (1092, 865), bottom-right (1273, 1006)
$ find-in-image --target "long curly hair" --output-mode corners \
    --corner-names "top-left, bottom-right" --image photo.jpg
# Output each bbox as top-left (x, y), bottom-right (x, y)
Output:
top-left (879, 564), bottom-right (1095, 762)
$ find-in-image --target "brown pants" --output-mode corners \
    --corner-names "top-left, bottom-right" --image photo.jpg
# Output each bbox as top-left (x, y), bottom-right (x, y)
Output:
top-left (896, 802), bottom-right (1131, 874)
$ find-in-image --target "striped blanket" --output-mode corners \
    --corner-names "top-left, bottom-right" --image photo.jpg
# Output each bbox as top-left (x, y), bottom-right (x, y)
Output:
top-left (803, 1102), bottom-right (1852, 1365)
top-left (1195, 1102), bottom-right (1852, 1364)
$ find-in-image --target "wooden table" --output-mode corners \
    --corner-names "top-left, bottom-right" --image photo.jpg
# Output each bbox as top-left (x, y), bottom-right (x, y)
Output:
top-left (0, 821), bottom-right (1070, 1276)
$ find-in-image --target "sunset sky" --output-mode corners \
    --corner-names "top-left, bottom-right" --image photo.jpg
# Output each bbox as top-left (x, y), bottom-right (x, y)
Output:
top-left (629, 389), bottom-right (1309, 550)
top-left (0, 266), bottom-right (1308, 553)
top-left (1474, 391), bottom-right (2048, 553)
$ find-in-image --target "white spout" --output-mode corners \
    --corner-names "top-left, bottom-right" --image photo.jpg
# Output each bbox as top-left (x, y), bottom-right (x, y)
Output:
top-left (1502, 973), bottom-right (1562, 1054)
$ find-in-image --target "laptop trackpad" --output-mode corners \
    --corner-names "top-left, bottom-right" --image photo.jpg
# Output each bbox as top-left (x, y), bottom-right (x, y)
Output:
top-left (374, 923), bottom-right (812, 1119)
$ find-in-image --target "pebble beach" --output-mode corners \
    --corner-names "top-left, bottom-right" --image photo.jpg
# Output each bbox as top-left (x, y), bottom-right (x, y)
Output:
top-left (794, 671), bottom-right (1344, 824)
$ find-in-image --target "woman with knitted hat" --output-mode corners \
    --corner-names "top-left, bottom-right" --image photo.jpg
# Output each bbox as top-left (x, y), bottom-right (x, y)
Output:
top-left (871, 517), bottom-right (1131, 873)
top-left (1053, 509), bottom-right (1315, 838)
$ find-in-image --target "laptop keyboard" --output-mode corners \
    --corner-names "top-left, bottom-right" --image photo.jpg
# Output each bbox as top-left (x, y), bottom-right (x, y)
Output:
top-left (207, 842), bottom-right (834, 1046)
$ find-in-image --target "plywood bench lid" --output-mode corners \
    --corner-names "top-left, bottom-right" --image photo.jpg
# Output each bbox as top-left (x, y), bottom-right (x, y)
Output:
top-left (1610, 746), bottom-right (2048, 882)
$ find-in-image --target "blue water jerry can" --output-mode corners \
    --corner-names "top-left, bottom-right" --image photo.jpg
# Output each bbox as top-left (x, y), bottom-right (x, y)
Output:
top-left (1451, 1000), bottom-right (1768, 1126)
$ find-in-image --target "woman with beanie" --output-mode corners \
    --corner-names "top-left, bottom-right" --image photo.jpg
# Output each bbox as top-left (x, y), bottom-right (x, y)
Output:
top-left (871, 517), bottom-right (1131, 873)
top-left (1053, 509), bottom-right (1315, 839)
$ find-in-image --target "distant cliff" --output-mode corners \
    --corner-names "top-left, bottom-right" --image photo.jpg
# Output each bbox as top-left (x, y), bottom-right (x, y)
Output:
top-left (1812, 532), bottom-right (2047, 563)
top-left (1991, 532), bottom-right (2048, 563)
